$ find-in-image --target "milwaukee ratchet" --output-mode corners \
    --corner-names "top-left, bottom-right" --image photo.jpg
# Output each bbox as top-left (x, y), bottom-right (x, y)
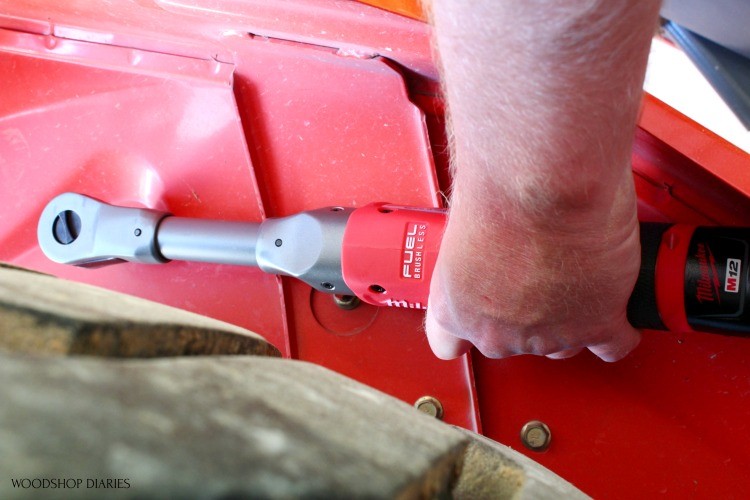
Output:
top-left (38, 193), bottom-right (750, 334)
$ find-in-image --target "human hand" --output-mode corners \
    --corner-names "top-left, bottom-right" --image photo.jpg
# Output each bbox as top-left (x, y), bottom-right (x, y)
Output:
top-left (424, 173), bottom-right (642, 361)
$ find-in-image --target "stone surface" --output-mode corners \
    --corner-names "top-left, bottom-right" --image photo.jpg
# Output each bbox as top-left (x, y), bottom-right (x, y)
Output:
top-left (454, 430), bottom-right (589, 500)
top-left (0, 264), bottom-right (589, 498)
top-left (0, 355), bottom-right (467, 499)
top-left (0, 266), bottom-right (279, 358)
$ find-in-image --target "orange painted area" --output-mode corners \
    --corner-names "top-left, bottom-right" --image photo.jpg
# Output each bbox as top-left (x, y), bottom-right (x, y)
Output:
top-left (357, 0), bottom-right (426, 20)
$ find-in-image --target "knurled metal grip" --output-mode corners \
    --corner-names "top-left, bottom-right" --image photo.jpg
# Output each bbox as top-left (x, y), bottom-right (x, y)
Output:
top-left (38, 193), bottom-right (169, 267)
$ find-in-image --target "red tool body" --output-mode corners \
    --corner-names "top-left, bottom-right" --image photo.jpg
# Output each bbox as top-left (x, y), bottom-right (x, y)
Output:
top-left (341, 202), bottom-right (445, 310)
top-left (343, 204), bottom-right (750, 334)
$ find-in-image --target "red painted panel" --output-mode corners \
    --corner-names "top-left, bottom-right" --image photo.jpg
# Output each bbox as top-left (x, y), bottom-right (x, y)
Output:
top-left (474, 330), bottom-right (750, 498)
top-left (1, 1), bottom-right (749, 496)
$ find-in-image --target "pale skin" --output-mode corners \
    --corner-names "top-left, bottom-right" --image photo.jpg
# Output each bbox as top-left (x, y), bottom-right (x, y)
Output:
top-left (425, 0), bottom-right (663, 361)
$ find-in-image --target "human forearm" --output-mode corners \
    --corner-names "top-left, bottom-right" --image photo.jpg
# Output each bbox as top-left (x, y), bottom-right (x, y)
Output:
top-left (431, 0), bottom-right (661, 220)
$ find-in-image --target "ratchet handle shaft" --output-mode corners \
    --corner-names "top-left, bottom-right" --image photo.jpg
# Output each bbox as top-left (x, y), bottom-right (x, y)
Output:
top-left (157, 218), bottom-right (260, 266)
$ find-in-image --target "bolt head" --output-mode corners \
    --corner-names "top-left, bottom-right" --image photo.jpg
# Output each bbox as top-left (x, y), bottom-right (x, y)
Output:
top-left (414, 396), bottom-right (444, 420)
top-left (520, 420), bottom-right (551, 452)
top-left (333, 294), bottom-right (361, 310)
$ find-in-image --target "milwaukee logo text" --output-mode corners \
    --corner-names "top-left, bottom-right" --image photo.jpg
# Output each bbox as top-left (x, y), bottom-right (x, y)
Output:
top-left (385, 298), bottom-right (426, 310)
top-left (695, 243), bottom-right (720, 304)
top-left (725, 258), bottom-right (741, 293)
top-left (402, 223), bottom-right (427, 280)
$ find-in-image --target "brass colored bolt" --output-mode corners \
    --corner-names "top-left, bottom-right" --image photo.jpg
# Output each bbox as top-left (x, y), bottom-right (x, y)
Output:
top-left (520, 420), bottom-right (551, 452)
top-left (333, 294), bottom-right (361, 310)
top-left (414, 396), bottom-right (444, 420)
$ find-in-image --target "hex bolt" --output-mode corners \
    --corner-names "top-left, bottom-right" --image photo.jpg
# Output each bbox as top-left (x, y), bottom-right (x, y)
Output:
top-left (520, 420), bottom-right (551, 452)
top-left (414, 396), bottom-right (444, 420)
top-left (333, 294), bottom-right (361, 310)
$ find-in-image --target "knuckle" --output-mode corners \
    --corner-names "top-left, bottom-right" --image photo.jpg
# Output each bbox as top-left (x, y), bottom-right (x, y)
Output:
top-left (521, 335), bottom-right (557, 356)
top-left (474, 343), bottom-right (512, 359)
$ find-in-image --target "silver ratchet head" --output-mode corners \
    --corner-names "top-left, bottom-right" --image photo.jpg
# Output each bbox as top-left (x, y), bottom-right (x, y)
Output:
top-left (38, 193), bottom-right (169, 267)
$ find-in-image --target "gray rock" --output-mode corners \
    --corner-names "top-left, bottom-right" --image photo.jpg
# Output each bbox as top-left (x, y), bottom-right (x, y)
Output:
top-left (0, 265), bottom-right (589, 498)
top-left (0, 266), bottom-right (279, 358)
top-left (0, 355), bottom-right (466, 499)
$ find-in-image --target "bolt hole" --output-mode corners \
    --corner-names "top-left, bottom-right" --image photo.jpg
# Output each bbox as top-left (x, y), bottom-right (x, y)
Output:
top-left (333, 294), bottom-right (361, 310)
top-left (377, 207), bottom-right (393, 214)
top-left (369, 284), bottom-right (386, 294)
top-left (52, 210), bottom-right (82, 245)
top-left (275, 239), bottom-right (283, 247)
top-left (134, 228), bottom-right (142, 237)
top-left (330, 206), bottom-right (344, 212)
top-left (321, 282), bottom-right (335, 290)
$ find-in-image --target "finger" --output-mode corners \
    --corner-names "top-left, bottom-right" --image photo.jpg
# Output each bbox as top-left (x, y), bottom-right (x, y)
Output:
top-left (588, 323), bottom-right (641, 362)
top-left (424, 309), bottom-right (472, 360)
top-left (545, 347), bottom-right (584, 360)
